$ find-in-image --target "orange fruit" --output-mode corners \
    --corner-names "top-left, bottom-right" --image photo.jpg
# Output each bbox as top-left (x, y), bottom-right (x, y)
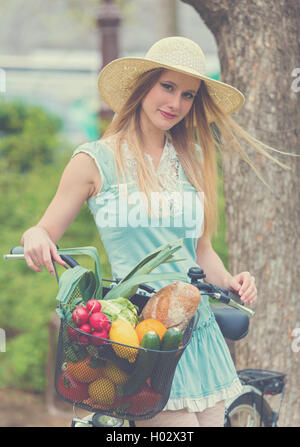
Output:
top-left (135, 318), bottom-right (167, 343)
top-left (67, 356), bottom-right (104, 383)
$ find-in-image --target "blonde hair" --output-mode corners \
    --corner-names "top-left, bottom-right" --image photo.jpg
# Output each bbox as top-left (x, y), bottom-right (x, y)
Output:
top-left (101, 68), bottom-right (293, 239)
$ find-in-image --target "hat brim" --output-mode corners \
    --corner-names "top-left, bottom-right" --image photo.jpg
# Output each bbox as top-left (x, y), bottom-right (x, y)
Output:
top-left (97, 56), bottom-right (245, 119)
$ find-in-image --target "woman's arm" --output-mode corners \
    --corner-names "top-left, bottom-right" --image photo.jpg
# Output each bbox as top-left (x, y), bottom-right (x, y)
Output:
top-left (195, 235), bottom-right (257, 304)
top-left (195, 236), bottom-right (231, 289)
top-left (21, 152), bottom-right (101, 275)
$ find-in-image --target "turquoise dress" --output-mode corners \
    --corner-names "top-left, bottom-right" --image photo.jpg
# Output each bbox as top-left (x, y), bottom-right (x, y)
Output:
top-left (71, 136), bottom-right (242, 412)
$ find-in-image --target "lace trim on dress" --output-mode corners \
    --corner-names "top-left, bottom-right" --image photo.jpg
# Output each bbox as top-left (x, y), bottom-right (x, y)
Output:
top-left (121, 135), bottom-right (184, 217)
top-left (162, 378), bottom-right (243, 413)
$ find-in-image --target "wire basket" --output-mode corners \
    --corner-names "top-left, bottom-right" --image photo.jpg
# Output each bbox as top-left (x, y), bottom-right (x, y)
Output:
top-left (55, 283), bottom-right (199, 420)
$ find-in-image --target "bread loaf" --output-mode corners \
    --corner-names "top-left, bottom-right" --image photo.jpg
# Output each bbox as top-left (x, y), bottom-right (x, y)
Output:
top-left (141, 281), bottom-right (201, 331)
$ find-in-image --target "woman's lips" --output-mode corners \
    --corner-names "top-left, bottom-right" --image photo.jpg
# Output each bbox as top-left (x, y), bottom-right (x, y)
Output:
top-left (159, 110), bottom-right (176, 119)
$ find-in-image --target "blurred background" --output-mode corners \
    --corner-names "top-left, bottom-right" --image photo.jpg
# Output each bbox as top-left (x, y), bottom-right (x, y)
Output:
top-left (0, 0), bottom-right (228, 426)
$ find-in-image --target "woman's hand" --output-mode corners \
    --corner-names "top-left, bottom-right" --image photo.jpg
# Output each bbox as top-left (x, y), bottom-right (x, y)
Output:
top-left (22, 226), bottom-right (67, 275)
top-left (226, 271), bottom-right (257, 305)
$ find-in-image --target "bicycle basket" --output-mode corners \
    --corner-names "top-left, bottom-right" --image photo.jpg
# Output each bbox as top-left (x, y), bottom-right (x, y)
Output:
top-left (55, 283), bottom-right (199, 420)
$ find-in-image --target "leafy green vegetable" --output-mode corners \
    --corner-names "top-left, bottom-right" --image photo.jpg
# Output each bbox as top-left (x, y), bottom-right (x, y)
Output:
top-left (103, 238), bottom-right (187, 300)
top-left (99, 297), bottom-right (139, 326)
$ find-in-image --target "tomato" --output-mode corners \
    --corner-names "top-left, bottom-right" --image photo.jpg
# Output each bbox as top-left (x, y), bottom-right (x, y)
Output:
top-left (57, 371), bottom-right (89, 402)
top-left (117, 384), bottom-right (162, 416)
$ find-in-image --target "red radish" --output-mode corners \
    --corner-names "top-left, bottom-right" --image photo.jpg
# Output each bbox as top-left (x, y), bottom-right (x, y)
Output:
top-left (89, 312), bottom-right (110, 331)
top-left (91, 329), bottom-right (108, 345)
top-left (72, 306), bottom-right (89, 326)
top-left (86, 299), bottom-right (101, 314)
top-left (79, 323), bottom-right (92, 334)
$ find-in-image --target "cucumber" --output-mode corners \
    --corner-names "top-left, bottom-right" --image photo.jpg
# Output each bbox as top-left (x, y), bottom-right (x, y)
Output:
top-left (150, 328), bottom-right (183, 394)
top-left (117, 331), bottom-right (160, 397)
top-left (160, 328), bottom-right (183, 351)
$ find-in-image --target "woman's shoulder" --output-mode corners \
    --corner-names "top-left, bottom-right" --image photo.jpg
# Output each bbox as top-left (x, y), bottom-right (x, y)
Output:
top-left (74, 137), bottom-right (115, 156)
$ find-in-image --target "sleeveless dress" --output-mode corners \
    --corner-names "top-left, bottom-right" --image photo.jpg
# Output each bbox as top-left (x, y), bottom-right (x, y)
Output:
top-left (71, 135), bottom-right (243, 413)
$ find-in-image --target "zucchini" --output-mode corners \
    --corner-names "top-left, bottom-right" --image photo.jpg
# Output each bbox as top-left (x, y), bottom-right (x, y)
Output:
top-left (150, 328), bottom-right (183, 394)
top-left (117, 331), bottom-right (160, 397)
top-left (160, 328), bottom-right (183, 351)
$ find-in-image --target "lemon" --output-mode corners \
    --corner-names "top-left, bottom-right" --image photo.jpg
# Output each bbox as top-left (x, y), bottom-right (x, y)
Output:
top-left (88, 377), bottom-right (116, 406)
top-left (109, 319), bottom-right (139, 362)
top-left (102, 361), bottom-right (130, 385)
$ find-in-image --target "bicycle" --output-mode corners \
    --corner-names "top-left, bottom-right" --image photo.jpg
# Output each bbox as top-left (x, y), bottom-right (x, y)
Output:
top-left (224, 369), bottom-right (287, 427)
top-left (4, 245), bottom-right (286, 428)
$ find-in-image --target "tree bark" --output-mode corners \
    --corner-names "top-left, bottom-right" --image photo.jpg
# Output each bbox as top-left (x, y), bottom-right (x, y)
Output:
top-left (182, 0), bottom-right (300, 427)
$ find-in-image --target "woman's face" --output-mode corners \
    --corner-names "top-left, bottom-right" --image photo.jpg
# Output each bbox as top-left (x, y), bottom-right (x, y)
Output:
top-left (140, 69), bottom-right (201, 133)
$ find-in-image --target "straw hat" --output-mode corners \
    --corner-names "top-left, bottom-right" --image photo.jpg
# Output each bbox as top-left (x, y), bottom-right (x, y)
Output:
top-left (97, 36), bottom-right (245, 120)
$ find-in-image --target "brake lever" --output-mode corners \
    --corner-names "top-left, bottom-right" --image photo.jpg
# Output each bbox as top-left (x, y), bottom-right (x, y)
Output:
top-left (209, 286), bottom-right (255, 318)
top-left (187, 267), bottom-right (255, 318)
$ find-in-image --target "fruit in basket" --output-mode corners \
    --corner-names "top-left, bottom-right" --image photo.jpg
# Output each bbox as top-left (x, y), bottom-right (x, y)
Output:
top-left (109, 318), bottom-right (140, 363)
top-left (88, 377), bottom-right (116, 406)
top-left (141, 281), bottom-right (201, 331)
top-left (118, 384), bottom-right (162, 416)
top-left (57, 371), bottom-right (89, 402)
top-left (117, 331), bottom-right (161, 397)
top-left (135, 318), bottom-right (167, 343)
top-left (72, 305), bottom-right (89, 326)
top-left (89, 312), bottom-right (111, 331)
top-left (102, 361), bottom-right (130, 385)
top-left (86, 299), bottom-right (102, 314)
top-left (67, 355), bottom-right (104, 383)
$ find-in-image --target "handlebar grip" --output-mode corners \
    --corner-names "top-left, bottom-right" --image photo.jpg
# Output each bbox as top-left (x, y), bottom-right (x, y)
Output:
top-left (11, 246), bottom-right (24, 255)
top-left (226, 289), bottom-right (243, 303)
top-left (4, 246), bottom-right (79, 269)
top-left (3, 246), bottom-right (25, 260)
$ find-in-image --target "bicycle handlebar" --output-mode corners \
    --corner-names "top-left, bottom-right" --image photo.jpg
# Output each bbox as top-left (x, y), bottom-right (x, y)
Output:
top-left (4, 246), bottom-right (255, 317)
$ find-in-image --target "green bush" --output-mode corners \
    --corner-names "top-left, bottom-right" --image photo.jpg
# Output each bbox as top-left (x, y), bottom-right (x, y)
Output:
top-left (0, 98), bottom-right (64, 173)
top-left (0, 99), bottom-right (111, 391)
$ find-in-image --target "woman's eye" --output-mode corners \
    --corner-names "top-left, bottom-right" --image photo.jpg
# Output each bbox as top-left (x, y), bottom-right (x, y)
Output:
top-left (183, 92), bottom-right (195, 100)
top-left (160, 83), bottom-right (173, 91)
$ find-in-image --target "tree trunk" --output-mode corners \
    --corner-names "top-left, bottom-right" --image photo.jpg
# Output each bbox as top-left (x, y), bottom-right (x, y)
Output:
top-left (182, 0), bottom-right (300, 427)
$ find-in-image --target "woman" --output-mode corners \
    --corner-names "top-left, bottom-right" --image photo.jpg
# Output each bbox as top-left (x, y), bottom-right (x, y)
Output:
top-left (22, 36), bottom-right (289, 427)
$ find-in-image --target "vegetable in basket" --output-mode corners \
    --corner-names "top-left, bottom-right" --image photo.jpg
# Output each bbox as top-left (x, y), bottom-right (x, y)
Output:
top-left (116, 384), bottom-right (163, 416)
top-left (57, 371), bottom-right (89, 402)
top-left (99, 297), bottom-right (139, 327)
top-left (117, 331), bottom-right (161, 397)
top-left (102, 238), bottom-right (188, 301)
top-left (150, 328), bottom-right (183, 394)
top-left (68, 300), bottom-right (112, 346)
